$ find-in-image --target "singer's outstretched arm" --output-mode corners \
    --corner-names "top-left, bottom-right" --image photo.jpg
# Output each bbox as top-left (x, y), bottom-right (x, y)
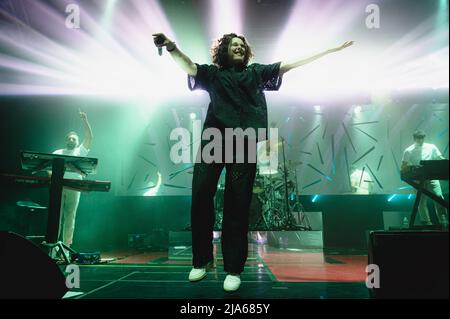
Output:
top-left (152, 33), bottom-right (197, 77)
top-left (279, 41), bottom-right (354, 75)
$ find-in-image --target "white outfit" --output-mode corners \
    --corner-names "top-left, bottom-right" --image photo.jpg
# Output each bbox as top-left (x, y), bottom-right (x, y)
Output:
top-left (350, 169), bottom-right (372, 194)
top-left (402, 142), bottom-right (442, 166)
top-left (53, 144), bottom-right (89, 245)
top-left (402, 142), bottom-right (446, 225)
top-left (256, 140), bottom-right (279, 175)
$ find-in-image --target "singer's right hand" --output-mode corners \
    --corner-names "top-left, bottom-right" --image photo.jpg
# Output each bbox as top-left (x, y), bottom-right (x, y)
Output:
top-left (152, 33), bottom-right (172, 48)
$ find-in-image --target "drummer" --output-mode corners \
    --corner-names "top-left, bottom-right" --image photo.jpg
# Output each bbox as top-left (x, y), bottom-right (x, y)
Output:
top-left (256, 123), bottom-right (280, 176)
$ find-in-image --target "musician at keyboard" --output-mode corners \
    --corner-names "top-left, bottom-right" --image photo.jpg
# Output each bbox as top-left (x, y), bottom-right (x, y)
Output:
top-left (401, 130), bottom-right (447, 227)
top-left (51, 110), bottom-right (93, 247)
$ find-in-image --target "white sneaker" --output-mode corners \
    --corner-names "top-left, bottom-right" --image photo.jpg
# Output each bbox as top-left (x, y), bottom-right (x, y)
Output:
top-left (188, 260), bottom-right (214, 282)
top-left (188, 268), bottom-right (207, 282)
top-left (223, 274), bottom-right (241, 292)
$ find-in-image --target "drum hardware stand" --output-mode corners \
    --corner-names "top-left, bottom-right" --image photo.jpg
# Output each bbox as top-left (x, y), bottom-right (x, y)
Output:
top-left (41, 241), bottom-right (77, 264)
top-left (289, 160), bottom-right (312, 231)
top-left (253, 194), bottom-right (271, 230)
top-left (280, 137), bottom-right (297, 230)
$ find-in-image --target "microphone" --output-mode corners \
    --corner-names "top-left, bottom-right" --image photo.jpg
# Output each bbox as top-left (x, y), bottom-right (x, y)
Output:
top-left (154, 35), bottom-right (165, 56)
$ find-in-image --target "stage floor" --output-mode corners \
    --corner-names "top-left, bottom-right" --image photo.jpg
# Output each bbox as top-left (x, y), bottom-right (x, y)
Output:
top-left (66, 244), bottom-right (370, 299)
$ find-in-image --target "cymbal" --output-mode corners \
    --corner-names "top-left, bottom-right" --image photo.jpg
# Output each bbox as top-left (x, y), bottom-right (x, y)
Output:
top-left (16, 201), bottom-right (47, 209)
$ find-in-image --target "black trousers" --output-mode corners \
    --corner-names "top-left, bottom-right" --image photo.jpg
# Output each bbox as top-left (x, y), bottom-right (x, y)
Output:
top-left (190, 139), bottom-right (257, 274)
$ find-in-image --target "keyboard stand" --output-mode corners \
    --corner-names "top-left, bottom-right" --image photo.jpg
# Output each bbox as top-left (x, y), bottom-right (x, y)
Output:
top-left (402, 177), bottom-right (449, 229)
top-left (20, 151), bottom-right (97, 264)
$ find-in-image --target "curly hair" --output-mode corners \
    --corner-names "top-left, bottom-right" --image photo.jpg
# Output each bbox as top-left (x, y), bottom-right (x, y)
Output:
top-left (211, 33), bottom-right (254, 68)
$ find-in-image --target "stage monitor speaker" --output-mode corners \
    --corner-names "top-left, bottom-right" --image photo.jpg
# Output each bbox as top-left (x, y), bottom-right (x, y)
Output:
top-left (368, 230), bottom-right (449, 299)
top-left (0, 231), bottom-right (68, 299)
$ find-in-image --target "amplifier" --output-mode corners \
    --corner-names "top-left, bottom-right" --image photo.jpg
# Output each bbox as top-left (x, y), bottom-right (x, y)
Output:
top-left (368, 230), bottom-right (449, 299)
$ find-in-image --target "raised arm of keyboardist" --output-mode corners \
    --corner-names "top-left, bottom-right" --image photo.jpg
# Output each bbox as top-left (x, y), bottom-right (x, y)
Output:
top-left (79, 111), bottom-right (93, 150)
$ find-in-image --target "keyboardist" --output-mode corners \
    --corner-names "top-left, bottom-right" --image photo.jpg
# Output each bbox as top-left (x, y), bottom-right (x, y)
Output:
top-left (401, 130), bottom-right (447, 227)
top-left (51, 111), bottom-right (93, 247)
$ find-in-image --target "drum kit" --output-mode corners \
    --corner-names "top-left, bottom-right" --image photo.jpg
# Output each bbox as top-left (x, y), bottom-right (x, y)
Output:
top-left (213, 137), bottom-right (312, 231)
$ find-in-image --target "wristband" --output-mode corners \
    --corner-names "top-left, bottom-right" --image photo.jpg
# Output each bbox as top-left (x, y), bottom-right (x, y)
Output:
top-left (167, 42), bottom-right (176, 52)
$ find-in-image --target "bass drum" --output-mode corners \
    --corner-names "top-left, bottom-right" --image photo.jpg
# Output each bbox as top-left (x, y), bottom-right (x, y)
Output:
top-left (215, 183), bottom-right (266, 231)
